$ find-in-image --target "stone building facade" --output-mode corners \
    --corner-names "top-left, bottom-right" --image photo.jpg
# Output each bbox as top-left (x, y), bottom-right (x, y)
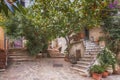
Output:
top-left (50, 27), bottom-right (105, 57)
top-left (69, 27), bottom-right (105, 57)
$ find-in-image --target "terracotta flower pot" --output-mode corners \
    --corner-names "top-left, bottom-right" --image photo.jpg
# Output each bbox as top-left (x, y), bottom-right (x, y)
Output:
top-left (102, 71), bottom-right (109, 78)
top-left (92, 73), bottom-right (102, 80)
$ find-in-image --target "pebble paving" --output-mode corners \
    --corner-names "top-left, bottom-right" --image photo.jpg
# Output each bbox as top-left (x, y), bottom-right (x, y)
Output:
top-left (0, 58), bottom-right (120, 80)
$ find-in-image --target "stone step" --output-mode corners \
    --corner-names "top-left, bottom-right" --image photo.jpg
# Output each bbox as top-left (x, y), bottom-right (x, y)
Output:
top-left (85, 48), bottom-right (100, 50)
top-left (49, 54), bottom-right (65, 58)
top-left (86, 49), bottom-right (100, 51)
top-left (85, 49), bottom-right (100, 51)
top-left (83, 54), bottom-right (95, 58)
top-left (9, 48), bottom-right (26, 51)
top-left (77, 61), bottom-right (91, 65)
top-left (85, 45), bottom-right (99, 46)
top-left (74, 64), bottom-right (89, 68)
top-left (9, 49), bottom-right (28, 53)
top-left (86, 48), bottom-right (100, 50)
top-left (86, 50), bottom-right (100, 53)
top-left (86, 46), bottom-right (100, 48)
top-left (9, 57), bottom-right (35, 62)
top-left (8, 49), bottom-right (28, 54)
top-left (70, 67), bottom-right (89, 76)
top-left (84, 52), bottom-right (98, 55)
top-left (85, 42), bottom-right (96, 44)
top-left (82, 56), bottom-right (94, 59)
top-left (9, 52), bottom-right (28, 55)
top-left (82, 57), bottom-right (93, 60)
top-left (0, 69), bottom-right (5, 72)
top-left (71, 67), bottom-right (87, 73)
top-left (85, 43), bottom-right (96, 46)
top-left (77, 58), bottom-right (92, 62)
top-left (80, 59), bottom-right (93, 62)
top-left (8, 55), bottom-right (31, 59)
top-left (8, 53), bottom-right (29, 56)
top-left (8, 49), bottom-right (36, 62)
top-left (80, 57), bottom-right (93, 61)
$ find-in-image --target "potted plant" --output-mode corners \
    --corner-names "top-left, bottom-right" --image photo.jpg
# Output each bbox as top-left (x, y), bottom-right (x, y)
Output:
top-left (97, 47), bottom-right (117, 75)
top-left (100, 63), bottom-right (109, 78)
top-left (90, 65), bottom-right (105, 80)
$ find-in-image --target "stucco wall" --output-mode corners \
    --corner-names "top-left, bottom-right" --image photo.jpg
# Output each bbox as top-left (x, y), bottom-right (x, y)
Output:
top-left (0, 27), bottom-right (4, 50)
top-left (57, 37), bottom-right (67, 54)
top-left (69, 41), bottom-right (85, 57)
top-left (89, 27), bottom-right (104, 41)
top-left (51, 37), bottom-right (67, 54)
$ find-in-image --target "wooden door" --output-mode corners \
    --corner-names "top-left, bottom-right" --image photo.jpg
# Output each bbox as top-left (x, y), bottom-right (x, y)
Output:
top-left (84, 27), bottom-right (89, 40)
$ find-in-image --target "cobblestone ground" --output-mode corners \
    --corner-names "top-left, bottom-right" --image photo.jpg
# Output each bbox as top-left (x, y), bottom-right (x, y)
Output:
top-left (0, 58), bottom-right (120, 80)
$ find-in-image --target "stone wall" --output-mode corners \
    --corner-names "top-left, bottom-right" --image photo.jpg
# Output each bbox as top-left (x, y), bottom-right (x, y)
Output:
top-left (89, 27), bottom-right (104, 41)
top-left (57, 37), bottom-right (67, 54)
top-left (89, 27), bottom-right (106, 47)
top-left (69, 41), bottom-right (85, 58)
top-left (51, 37), bottom-right (67, 54)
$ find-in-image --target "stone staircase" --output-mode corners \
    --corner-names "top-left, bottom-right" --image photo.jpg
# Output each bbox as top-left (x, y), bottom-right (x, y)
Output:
top-left (8, 49), bottom-right (36, 62)
top-left (71, 40), bottom-right (103, 76)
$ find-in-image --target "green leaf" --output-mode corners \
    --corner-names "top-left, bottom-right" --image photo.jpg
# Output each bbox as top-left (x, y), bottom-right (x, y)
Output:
top-left (17, 3), bottom-right (26, 15)
top-left (2, 3), bottom-right (8, 16)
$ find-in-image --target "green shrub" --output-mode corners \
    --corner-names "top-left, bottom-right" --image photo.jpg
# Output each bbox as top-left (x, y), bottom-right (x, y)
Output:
top-left (90, 65), bottom-right (105, 74)
top-left (97, 48), bottom-right (117, 68)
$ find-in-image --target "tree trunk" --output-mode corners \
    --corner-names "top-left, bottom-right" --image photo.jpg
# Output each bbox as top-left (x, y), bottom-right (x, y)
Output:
top-left (65, 36), bottom-right (70, 57)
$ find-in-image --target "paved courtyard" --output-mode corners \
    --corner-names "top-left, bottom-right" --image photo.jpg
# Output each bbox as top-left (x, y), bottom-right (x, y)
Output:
top-left (0, 58), bottom-right (120, 80)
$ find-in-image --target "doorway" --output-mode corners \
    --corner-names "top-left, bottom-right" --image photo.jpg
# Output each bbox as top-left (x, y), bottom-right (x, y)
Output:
top-left (84, 27), bottom-right (89, 40)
